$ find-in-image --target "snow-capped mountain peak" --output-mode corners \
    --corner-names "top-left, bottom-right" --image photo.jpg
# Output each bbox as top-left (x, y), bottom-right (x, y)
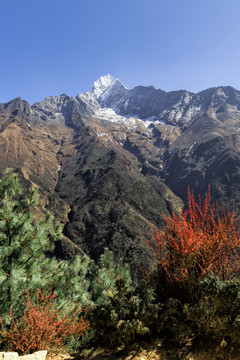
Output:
top-left (99, 79), bottom-right (127, 109)
top-left (92, 74), bottom-right (116, 98)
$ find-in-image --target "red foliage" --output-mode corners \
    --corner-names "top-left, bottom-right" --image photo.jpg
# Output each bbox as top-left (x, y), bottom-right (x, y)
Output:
top-left (0, 288), bottom-right (90, 354)
top-left (147, 186), bottom-right (240, 288)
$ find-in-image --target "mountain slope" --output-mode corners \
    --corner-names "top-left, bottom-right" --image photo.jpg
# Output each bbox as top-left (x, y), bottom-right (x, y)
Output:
top-left (0, 91), bottom-right (183, 272)
top-left (54, 118), bottom-right (182, 274)
top-left (1, 76), bottom-right (240, 272)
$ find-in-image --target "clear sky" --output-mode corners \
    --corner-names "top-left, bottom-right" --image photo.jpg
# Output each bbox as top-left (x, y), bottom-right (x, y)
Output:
top-left (1, 0), bottom-right (240, 104)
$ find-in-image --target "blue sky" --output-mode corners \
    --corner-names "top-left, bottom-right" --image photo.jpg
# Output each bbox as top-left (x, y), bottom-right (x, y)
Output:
top-left (1, 0), bottom-right (240, 104)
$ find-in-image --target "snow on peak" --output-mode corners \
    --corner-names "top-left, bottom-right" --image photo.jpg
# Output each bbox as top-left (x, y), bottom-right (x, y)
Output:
top-left (99, 79), bottom-right (127, 108)
top-left (94, 107), bottom-right (143, 130)
top-left (92, 74), bottom-right (116, 98)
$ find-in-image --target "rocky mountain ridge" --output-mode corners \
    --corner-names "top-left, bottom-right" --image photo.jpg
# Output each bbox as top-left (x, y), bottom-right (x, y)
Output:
top-left (1, 75), bottom-right (240, 270)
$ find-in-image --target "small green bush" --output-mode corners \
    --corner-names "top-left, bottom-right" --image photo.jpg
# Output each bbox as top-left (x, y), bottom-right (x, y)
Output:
top-left (86, 276), bottom-right (160, 348)
top-left (184, 274), bottom-right (240, 346)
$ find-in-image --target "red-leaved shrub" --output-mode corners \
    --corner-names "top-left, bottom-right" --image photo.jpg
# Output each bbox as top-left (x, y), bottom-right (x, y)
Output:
top-left (0, 288), bottom-right (90, 354)
top-left (147, 187), bottom-right (240, 295)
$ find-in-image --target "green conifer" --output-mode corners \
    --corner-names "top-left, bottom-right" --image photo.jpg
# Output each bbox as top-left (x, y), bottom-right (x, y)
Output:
top-left (0, 169), bottom-right (89, 324)
top-left (88, 247), bottom-right (132, 303)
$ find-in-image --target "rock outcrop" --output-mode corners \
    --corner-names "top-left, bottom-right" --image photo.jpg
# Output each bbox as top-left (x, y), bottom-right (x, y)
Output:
top-left (0, 351), bottom-right (47, 360)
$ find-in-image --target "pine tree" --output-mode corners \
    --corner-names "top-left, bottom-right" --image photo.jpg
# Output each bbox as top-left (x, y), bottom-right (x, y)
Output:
top-left (0, 169), bottom-right (89, 324)
top-left (86, 248), bottom-right (160, 348)
top-left (88, 247), bottom-right (132, 304)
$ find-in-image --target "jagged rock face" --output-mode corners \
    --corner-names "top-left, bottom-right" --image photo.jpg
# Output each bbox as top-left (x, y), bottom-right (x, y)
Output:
top-left (92, 74), bottom-right (117, 98)
top-left (1, 75), bottom-right (240, 271)
top-left (118, 87), bottom-right (192, 122)
top-left (99, 79), bottom-right (127, 108)
top-left (0, 97), bottom-right (32, 122)
top-left (164, 113), bottom-right (240, 211)
top-left (32, 94), bottom-right (71, 124)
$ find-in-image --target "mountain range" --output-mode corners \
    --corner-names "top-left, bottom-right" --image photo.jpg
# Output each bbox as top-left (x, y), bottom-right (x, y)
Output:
top-left (1, 74), bottom-right (240, 273)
